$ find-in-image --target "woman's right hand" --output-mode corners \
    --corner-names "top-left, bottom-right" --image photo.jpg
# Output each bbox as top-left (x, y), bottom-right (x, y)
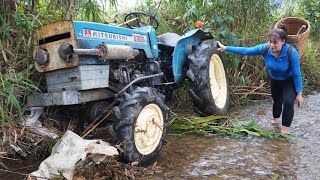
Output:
top-left (296, 93), bottom-right (303, 108)
top-left (217, 41), bottom-right (226, 52)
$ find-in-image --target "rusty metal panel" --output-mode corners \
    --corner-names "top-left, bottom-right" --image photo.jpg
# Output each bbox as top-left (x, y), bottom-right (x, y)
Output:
top-left (27, 89), bottom-right (114, 107)
top-left (33, 21), bottom-right (79, 72)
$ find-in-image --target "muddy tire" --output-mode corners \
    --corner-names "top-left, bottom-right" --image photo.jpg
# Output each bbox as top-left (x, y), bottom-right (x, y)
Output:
top-left (112, 87), bottom-right (169, 165)
top-left (187, 40), bottom-right (230, 116)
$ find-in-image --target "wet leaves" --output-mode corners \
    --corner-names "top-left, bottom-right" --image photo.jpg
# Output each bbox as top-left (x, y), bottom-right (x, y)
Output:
top-left (169, 113), bottom-right (293, 139)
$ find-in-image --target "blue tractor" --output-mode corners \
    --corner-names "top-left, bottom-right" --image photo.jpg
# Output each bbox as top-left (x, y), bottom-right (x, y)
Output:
top-left (28, 12), bottom-right (230, 164)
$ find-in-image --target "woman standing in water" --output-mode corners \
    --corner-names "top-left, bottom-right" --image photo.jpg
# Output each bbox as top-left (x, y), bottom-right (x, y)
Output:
top-left (217, 25), bottom-right (303, 134)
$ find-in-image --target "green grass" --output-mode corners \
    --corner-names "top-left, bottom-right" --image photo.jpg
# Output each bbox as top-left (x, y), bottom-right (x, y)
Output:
top-left (0, 70), bottom-right (41, 126)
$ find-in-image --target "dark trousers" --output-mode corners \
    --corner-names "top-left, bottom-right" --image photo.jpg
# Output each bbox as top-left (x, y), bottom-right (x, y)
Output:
top-left (271, 77), bottom-right (296, 127)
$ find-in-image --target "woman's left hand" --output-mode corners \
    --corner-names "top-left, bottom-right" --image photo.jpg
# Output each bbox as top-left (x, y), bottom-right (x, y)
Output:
top-left (217, 41), bottom-right (226, 52)
top-left (296, 93), bottom-right (303, 107)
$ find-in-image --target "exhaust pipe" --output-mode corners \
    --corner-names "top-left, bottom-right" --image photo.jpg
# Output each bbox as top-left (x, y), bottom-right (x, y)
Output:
top-left (58, 42), bottom-right (140, 61)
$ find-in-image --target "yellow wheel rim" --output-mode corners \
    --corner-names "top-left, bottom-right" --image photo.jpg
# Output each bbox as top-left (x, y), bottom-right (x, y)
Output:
top-left (134, 103), bottom-right (164, 155)
top-left (209, 54), bottom-right (228, 109)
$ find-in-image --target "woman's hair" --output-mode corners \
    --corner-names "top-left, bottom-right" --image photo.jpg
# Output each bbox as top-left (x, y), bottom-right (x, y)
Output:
top-left (268, 23), bottom-right (288, 41)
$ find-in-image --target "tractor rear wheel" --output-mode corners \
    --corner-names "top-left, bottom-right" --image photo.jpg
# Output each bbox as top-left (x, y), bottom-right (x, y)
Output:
top-left (187, 40), bottom-right (230, 116)
top-left (112, 87), bottom-right (169, 165)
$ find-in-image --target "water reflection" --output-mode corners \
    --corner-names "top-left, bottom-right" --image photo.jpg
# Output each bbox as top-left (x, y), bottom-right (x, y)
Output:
top-left (153, 135), bottom-right (296, 179)
top-left (149, 92), bottom-right (320, 179)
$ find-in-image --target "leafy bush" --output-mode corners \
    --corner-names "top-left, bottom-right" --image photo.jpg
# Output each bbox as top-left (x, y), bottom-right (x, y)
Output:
top-left (301, 40), bottom-right (320, 91)
top-left (298, 0), bottom-right (320, 39)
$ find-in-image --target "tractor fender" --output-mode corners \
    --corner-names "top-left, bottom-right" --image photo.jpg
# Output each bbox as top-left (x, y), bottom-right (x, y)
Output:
top-left (172, 29), bottom-right (213, 83)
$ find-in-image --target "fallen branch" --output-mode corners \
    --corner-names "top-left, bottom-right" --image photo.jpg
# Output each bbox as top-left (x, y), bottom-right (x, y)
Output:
top-left (0, 39), bottom-right (8, 63)
top-left (234, 92), bottom-right (271, 96)
top-left (10, 144), bottom-right (27, 157)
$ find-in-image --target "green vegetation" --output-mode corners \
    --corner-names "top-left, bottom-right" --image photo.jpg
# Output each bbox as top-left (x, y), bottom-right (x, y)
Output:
top-left (169, 112), bottom-right (293, 138)
top-left (0, 1), bottom-right (41, 125)
top-left (301, 41), bottom-right (320, 90)
top-left (297, 0), bottom-right (320, 39)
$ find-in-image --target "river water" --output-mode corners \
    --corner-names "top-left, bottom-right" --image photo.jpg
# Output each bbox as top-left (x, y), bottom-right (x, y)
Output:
top-left (148, 91), bottom-right (320, 179)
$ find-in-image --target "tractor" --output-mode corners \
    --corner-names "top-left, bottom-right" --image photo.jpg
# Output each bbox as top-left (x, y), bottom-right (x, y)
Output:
top-left (28, 12), bottom-right (230, 164)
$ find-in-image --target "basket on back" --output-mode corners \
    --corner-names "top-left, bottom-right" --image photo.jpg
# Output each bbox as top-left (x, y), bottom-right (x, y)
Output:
top-left (275, 17), bottom-right (311, 62)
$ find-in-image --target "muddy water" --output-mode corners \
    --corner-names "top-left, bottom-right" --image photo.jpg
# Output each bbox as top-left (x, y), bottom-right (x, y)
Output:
top-left (149, 91), bottom-right (320, 179)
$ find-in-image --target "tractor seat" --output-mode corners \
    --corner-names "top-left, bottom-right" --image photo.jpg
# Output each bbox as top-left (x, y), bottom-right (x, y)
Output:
top-left (157, 33), bottom-right (181, 47)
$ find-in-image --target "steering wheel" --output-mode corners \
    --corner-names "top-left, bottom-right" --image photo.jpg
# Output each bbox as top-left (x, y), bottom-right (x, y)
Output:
top-left (124, 12), bottom-right (159, 30)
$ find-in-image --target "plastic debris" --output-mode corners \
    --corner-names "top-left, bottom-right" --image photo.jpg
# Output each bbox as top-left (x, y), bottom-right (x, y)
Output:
top-left (30, 130), bottom-right (118, 180)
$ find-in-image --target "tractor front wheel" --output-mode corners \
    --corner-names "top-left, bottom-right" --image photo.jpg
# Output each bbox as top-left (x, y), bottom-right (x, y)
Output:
top-left (112, 87), bottom-right (169, 165)
top-left (187, 40), bottom-right (230, 116)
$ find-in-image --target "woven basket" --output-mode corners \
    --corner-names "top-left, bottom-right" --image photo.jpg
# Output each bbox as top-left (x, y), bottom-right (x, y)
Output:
top-left (274, 17), bottom-right (311, 62)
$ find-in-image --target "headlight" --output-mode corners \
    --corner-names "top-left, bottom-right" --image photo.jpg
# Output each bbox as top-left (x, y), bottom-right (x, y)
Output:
top-left (35, 49), bottom-right (49, 65)
top-left (58, 42), bottom-right (73, 61)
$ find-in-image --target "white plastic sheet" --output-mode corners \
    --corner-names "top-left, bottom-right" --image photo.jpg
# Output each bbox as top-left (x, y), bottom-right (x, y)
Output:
top-left (31, 130), bottom-right (118, 180)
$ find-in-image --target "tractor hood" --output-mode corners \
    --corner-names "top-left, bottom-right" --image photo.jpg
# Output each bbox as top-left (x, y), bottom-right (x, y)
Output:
top-left (33, 21), bottom-right (158, 72)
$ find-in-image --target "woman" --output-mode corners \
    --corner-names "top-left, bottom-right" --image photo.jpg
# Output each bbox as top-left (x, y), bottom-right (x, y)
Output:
top-left (217, 25), bottom-right (303, 134)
